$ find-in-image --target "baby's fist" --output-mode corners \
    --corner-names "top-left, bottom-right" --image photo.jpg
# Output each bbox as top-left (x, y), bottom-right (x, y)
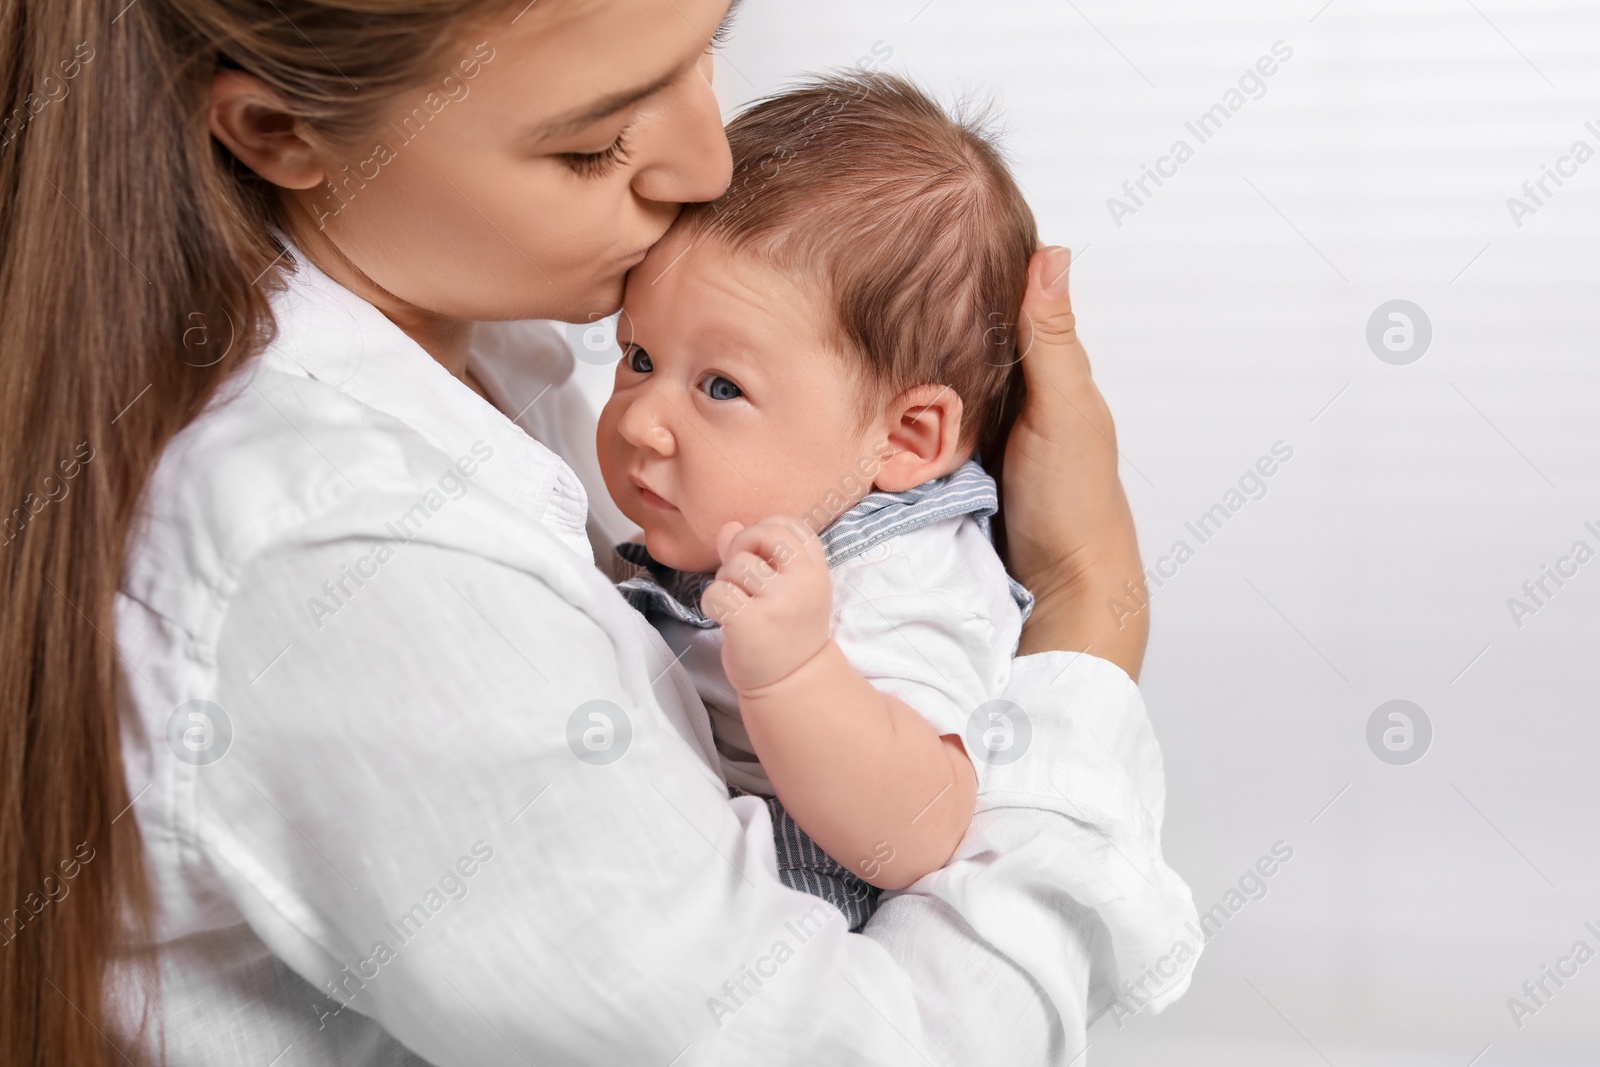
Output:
top-left (701, 517), bottom-right (833, 693)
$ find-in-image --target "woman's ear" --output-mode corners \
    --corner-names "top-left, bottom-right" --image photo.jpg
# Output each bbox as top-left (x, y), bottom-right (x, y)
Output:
top-left (208, 70), bottom-right (326, 190)
top-left (873, 384), bottom-right (968, 493)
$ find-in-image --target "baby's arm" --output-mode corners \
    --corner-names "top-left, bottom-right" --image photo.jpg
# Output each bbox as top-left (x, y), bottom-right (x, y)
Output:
top-left (702, 518), bottom-right (976, 892)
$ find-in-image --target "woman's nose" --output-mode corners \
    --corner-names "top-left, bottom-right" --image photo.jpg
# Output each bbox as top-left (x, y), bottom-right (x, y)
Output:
top-left (616, 392), bottom-right (677, 457)
top-left (629, 51), bottom-right (734, 207)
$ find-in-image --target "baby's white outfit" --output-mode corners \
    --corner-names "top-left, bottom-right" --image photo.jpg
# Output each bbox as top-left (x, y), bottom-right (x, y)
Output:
top-left (618, 459), bottom-right (1032, 794)
top-left (616, 460), bottom-right (1032, 928)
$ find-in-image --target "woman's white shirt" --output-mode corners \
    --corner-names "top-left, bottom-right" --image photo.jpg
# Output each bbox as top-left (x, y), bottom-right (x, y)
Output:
top-left (112, 251), bottom-right (1199, 1065)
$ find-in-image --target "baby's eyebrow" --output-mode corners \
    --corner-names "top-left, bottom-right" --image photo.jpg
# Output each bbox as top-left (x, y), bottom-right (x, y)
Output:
top-left (687, 322), bottom-right (755, 363)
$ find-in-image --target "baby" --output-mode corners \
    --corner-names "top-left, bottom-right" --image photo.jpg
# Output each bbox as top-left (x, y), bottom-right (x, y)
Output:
top-left (596, 72), bottom-right (1038, 931)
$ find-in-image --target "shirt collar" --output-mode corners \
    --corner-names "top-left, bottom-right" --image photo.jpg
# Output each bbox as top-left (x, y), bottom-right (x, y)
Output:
top-left (256, 241), bottom-right (593, 561)
top-left (616, 459), bottom-right (1033, 628)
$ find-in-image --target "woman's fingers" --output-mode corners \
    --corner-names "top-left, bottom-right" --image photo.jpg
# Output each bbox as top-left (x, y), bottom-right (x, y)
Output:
top-left (1001, 244), bottom-right (1146, 678)
top-left (1005, 244), bottom-right (1119, 538)
top-left (1018, 246), bottom-right (1088, 378)
top-left (1015, 246), bottom-right (1113, 450)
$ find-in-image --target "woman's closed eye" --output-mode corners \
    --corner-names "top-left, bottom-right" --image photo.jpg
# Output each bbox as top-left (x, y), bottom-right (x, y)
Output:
top-left (700, 374), bottom-right (743, 401)
top-left (625, 344), bottom-right (652, 374)
top-left (560, 124), bottom-right (633, 178)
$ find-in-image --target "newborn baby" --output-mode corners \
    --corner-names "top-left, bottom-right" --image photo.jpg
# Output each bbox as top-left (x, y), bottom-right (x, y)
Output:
top-left (597, 72), bottom-right (1038, 931)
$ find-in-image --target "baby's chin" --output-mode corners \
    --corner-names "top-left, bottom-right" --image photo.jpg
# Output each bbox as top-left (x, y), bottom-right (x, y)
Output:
top-left (642, 524), bottom-right (720, 575)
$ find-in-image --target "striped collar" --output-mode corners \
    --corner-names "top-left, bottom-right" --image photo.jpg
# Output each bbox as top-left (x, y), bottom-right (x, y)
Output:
top-left (616, 459), bottom-right (1033, 629)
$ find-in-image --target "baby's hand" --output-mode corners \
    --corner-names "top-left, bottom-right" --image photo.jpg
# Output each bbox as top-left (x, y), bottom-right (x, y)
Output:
top-left (701, 517), bottom-right (833, 693)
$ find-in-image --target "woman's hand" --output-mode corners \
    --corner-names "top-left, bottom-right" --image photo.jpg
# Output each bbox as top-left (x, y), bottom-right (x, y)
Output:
top-left (998, 246), bottom-right (1148, 679)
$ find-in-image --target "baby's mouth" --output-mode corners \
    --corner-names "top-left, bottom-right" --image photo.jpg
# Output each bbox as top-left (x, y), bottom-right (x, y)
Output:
top-left (629, 473), bottom-right (676, 511)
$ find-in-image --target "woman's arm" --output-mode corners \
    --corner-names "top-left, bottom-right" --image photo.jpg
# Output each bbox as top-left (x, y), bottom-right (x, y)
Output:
top-left (996, 247), bottom-right (1149, 678)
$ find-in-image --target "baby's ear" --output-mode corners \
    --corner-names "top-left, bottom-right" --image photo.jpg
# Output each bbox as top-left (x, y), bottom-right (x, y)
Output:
top-left (873, 384), bottom-right (967, 493)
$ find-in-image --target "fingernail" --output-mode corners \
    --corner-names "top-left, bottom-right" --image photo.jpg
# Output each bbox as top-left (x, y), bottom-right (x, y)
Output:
top-left (1042, 247), bottom-right (1072, 295)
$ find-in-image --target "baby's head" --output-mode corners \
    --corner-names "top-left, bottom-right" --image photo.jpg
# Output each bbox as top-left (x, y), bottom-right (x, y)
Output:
top-left (597, 72), bottom-right (1038, 573)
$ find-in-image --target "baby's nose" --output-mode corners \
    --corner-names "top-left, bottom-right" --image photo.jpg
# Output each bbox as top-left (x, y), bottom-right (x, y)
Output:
top-left (618, 396), bottom-right (677, 456)
top-left (640, 423), bottom-right (675, 455)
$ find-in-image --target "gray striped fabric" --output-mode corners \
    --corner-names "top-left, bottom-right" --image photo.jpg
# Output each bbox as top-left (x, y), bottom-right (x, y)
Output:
top-left (615, 459), bottom-right (1034, 628)
top-left (729, 786), bottom-right (881, 932)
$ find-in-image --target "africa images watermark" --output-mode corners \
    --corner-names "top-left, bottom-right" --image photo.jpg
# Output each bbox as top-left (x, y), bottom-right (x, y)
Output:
top-left (0, 41), bottom-right (95, 153)
top-left (314, 839), bottom-right (497, 1026)
top-left (305, 440), bottom-right (495, 629)
top-left (1107, 40), bottom-right (1295, 228)
top-left (702, 49), bottom-right (894, 236)
top-left (1, 841), bottom-right (97, 948)
top-left (1504, 918), bottom-right (1600, 1031)
top-left (310, 40), bottom-right (497, 231)
top-left (1505, 119), bottom-right (1600, 230)
top-left (1504, 517), bottom-right (1599, 630)
top-left (1106, 440), bottom-right (1295, 628)
top-left (1106, 839), bottom-right (1295, 1028)
top-left (2, 441), bottom-right (94, 549)
top-left (697, 440), bottom-right (897, 628)
top-left (706, 899), bottom-right (835, 1029)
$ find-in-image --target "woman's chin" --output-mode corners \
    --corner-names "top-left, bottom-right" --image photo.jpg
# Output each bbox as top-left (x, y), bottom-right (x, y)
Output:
top-left (552, 290), bottom-right (624, 330)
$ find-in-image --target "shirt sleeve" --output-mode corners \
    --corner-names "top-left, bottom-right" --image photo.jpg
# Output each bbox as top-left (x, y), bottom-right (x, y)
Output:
top-left (906, 651), bottom-right (1205, 1027)
top-left (201, 518), bottom-right (1111, 1066)
top-left (828, 535), bottom-right (1019, 741)
top-left (824, 530), bottom-right (1202, 1027)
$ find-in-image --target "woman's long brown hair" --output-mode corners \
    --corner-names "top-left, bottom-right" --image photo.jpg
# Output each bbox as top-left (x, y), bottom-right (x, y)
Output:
top-left (0, 1), bottom-right (509, 1061)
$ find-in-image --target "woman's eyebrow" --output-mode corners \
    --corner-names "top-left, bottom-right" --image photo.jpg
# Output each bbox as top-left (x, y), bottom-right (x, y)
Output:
top-left (530, 68), bottom-right (683, 143)
top-left (530, 0), bottom-right (744, 144)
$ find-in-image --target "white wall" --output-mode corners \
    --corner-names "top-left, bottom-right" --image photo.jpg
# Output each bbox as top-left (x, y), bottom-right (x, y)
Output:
top-left (577, 2), bottom-right (1600, 1061)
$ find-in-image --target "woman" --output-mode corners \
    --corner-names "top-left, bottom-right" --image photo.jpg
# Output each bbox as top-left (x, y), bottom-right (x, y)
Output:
top-left (0, 0), bottom-right (1190, 1063)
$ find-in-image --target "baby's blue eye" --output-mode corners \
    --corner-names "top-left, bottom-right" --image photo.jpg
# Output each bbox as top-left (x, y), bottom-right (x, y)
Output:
top-left (703, 375), bottom-right (743, 401)
top-left (626, 345), bottom-right (652, 373)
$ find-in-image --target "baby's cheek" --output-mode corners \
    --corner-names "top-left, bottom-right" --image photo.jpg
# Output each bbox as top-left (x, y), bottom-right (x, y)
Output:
top-left (593, 410), bottom-right (620, 468)
top-left (594, 440), bottom-right (629, 509)
top-left (691, 499), bottom-right (758, 556)
top-left (676, 508), bottom-right (731, 572)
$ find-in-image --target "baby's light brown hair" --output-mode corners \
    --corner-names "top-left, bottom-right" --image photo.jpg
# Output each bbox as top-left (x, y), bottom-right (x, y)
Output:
top-left (677, 72), bottom-right (1039, 455)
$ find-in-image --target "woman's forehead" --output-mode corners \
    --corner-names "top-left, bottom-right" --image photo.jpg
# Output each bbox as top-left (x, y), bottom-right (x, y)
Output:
top-left (485, 0), bottom-right (734, 139)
